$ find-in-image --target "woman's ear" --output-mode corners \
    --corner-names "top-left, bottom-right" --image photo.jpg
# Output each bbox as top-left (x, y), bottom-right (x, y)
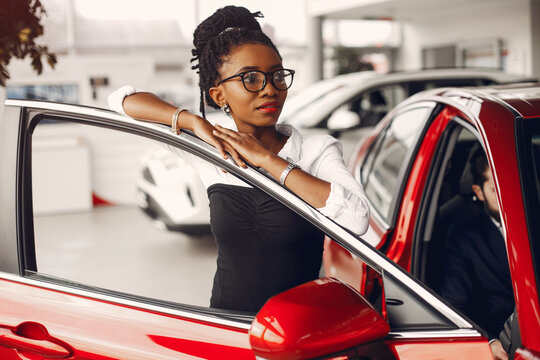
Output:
top-left (209, 86), bottom-right (225, 107)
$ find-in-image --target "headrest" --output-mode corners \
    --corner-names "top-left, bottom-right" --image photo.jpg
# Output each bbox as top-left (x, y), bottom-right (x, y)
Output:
top-left (459, 143), bottom-right (481, 195)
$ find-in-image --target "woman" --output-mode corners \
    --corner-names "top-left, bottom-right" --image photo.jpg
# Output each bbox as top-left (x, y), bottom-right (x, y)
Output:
top-left (109, 6), bottom-right (369, 313)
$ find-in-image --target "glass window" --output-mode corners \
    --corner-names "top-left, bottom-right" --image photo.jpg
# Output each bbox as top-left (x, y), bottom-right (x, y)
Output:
top-left (8, 84), bottom-right (79, 104)
top-left (362, 107), bottom-right (432, 220)
top-left (343, 85), bottom-right (406, 128)
top-left (31, 120), bottom-right (216, 307)
top-left (30, 118), bottom-right (374, 315)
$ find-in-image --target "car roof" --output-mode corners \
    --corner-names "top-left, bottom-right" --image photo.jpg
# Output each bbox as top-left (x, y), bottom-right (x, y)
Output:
top-left (303, 68), bottom-right (534, 88)
top-left (473, 83), bottom-right (540, 118)
top-left (428, 83), bottom-right (540, 119)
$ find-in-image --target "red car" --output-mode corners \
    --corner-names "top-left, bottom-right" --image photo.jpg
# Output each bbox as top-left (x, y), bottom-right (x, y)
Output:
top-left (325, 83), bottom-right (540, 359)
top-left (0, 86), bottom-right (537, 359)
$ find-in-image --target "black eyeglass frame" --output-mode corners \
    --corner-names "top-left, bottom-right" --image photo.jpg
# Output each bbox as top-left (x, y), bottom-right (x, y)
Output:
top-left (216, 69), bottom-right (295, 93)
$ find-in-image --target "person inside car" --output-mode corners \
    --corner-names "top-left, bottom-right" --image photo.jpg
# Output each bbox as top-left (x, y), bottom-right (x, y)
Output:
top-left (108, 6), bottom-right (369, 313)
top-left (439, 148), bottom-right (514, 339)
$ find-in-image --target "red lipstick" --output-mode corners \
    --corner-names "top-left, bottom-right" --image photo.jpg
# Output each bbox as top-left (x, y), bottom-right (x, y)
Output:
top-left (257, 102), bottom-right (280, 114)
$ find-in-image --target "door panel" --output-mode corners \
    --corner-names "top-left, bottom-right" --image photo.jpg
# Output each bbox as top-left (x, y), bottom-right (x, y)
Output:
top-left (0, 278), bottom-right (253, 359)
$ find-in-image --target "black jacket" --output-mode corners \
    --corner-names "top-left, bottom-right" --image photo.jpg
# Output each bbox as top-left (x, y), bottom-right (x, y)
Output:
top-left (439, 211), bottom-right (515, 339)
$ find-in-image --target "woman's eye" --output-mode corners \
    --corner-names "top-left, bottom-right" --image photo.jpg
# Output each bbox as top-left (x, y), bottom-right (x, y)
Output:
top-left (244, 74), bottom-right (260, 83)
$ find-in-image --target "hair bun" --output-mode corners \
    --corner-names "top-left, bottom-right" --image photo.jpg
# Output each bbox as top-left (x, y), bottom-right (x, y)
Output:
top-left (192, 6), bottom-right (264, 54)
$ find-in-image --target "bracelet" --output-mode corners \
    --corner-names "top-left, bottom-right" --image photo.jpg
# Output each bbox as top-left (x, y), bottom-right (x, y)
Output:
top-left (171, 107), bottom-right (186, 135)
top-left (280, 162), bottom-right (300, 186)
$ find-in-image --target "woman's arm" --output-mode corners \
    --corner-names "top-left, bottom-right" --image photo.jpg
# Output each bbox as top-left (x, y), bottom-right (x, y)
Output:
top-left (212, 127), bottom-right (369, 235)
top-left (108, 87), bottom-right (244, 165)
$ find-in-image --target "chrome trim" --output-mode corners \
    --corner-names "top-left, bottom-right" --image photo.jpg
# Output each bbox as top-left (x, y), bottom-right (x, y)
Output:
top-left (5, 99), bottom-right (475, 331)
top-left (387, 329), bottom-right (483, 340)
top-left (0, 271), bottom-right (252, 330)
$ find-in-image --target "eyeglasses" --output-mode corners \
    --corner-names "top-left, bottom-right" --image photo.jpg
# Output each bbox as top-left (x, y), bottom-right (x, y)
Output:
top-left (216, 69), bottom-right (295, 93)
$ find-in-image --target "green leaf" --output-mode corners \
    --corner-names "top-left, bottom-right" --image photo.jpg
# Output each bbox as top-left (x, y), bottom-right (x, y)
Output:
top-left (0, 0), bottom-right (56, 87)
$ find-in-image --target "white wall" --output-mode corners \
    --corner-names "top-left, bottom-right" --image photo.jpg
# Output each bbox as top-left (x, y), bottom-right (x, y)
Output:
top-left (6, 54), bottom-right (156, 108)
top-left (397, 0), bottom-right (532, 75)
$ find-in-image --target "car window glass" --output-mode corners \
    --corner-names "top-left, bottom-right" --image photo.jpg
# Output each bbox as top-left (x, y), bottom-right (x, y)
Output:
top-left (280, 73), bottom-right (376, 129)
top-left (421, 79), bottom-right (486, 91)
top-left (31, 120), bottom-right (216, 307)
top-left (29, 118), bottom-right (387, 316)
top-left (362, 107), bottom-right (432, 220)
top-left (341, 85), bottom-right (407, 128)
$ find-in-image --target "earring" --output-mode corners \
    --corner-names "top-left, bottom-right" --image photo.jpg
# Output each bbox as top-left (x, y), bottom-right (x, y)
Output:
top-left (221, 104), bottom-right (231, 116)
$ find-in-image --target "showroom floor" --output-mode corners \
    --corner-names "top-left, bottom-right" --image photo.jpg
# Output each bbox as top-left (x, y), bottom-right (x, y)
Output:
top-left (33, 205), bottom-right (217, 308)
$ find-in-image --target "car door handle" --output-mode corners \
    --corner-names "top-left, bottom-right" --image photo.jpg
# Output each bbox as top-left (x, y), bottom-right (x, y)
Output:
top-left (0, 322), bottom-right (73, 358)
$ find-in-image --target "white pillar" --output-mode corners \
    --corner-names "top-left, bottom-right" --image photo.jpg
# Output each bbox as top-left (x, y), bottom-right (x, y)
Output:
top-left (531, 0), bottom-right (540, 79)
top-left (65, 0), bottom-right (76, 55)
top-left (308, 16), bottom-right (324, 84)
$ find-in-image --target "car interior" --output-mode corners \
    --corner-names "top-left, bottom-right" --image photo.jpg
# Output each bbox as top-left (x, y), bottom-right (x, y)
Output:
top-left (413, 121), bottom-right (485, 291)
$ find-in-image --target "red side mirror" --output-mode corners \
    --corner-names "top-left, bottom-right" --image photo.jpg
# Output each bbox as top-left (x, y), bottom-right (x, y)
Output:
top-left (249, 278), bottom-right (390, 360)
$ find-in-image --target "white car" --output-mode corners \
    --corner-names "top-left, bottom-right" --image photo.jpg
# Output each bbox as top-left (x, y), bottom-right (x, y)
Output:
top-left (138, 69), bottom-right (534, 233)
top-left (137, 148), bottom-right (211, 234)
top-left (279, 68), bottom-right (535, 160)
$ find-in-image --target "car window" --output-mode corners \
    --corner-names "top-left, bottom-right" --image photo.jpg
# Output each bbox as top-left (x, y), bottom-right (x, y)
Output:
top-left (28, 116), bottom-right (397, 320)
top-left (31, 120), bottom-right (217, 307)
top-left (340, 85), bottom-right (407, 128)
top-left (30, 117), bottom-right (387, 315)
top-left (361, 106), bottom-right (433, 220)
top-left (404, 78), bottom-right (496, 97)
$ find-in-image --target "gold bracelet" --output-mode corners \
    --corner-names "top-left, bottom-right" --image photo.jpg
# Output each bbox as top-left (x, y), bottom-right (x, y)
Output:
top-left (171, 108), bottom-right (186, 135)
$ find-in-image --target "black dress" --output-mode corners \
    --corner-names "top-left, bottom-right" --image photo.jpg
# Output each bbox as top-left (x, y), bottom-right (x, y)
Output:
top-left (207, 184), bottom-right (324, 313)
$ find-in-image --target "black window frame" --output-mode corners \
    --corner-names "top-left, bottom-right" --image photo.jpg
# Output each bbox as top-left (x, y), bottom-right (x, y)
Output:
top-left (515, 116), bottom-right (540, 304)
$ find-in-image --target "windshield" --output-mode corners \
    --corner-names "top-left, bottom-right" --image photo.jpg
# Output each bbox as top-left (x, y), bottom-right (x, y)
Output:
top-left (280, 72), bottom-right (375, 128)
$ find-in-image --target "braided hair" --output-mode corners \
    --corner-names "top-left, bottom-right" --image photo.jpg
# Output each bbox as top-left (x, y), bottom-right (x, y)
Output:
top-left (190, 6), bottom-right (281, 118)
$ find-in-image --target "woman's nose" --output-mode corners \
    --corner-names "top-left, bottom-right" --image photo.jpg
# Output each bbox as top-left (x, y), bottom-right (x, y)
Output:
top-left (259, 78), bottom-right (279, 97)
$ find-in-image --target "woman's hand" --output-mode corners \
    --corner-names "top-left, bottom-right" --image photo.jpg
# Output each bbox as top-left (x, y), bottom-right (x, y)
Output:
top-left (188, 115), bottom-right (246, 167)
top-left (212, 125), bottom-right (273, 168)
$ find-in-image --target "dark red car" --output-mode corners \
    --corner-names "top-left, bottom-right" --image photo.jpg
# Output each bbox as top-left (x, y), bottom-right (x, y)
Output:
top-left (325, 83), bottom-right (540, 360)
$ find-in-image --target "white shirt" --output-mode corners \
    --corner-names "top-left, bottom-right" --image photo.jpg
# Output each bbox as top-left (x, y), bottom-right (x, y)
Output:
top-left (109, 86), bottom-right (370, 235)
